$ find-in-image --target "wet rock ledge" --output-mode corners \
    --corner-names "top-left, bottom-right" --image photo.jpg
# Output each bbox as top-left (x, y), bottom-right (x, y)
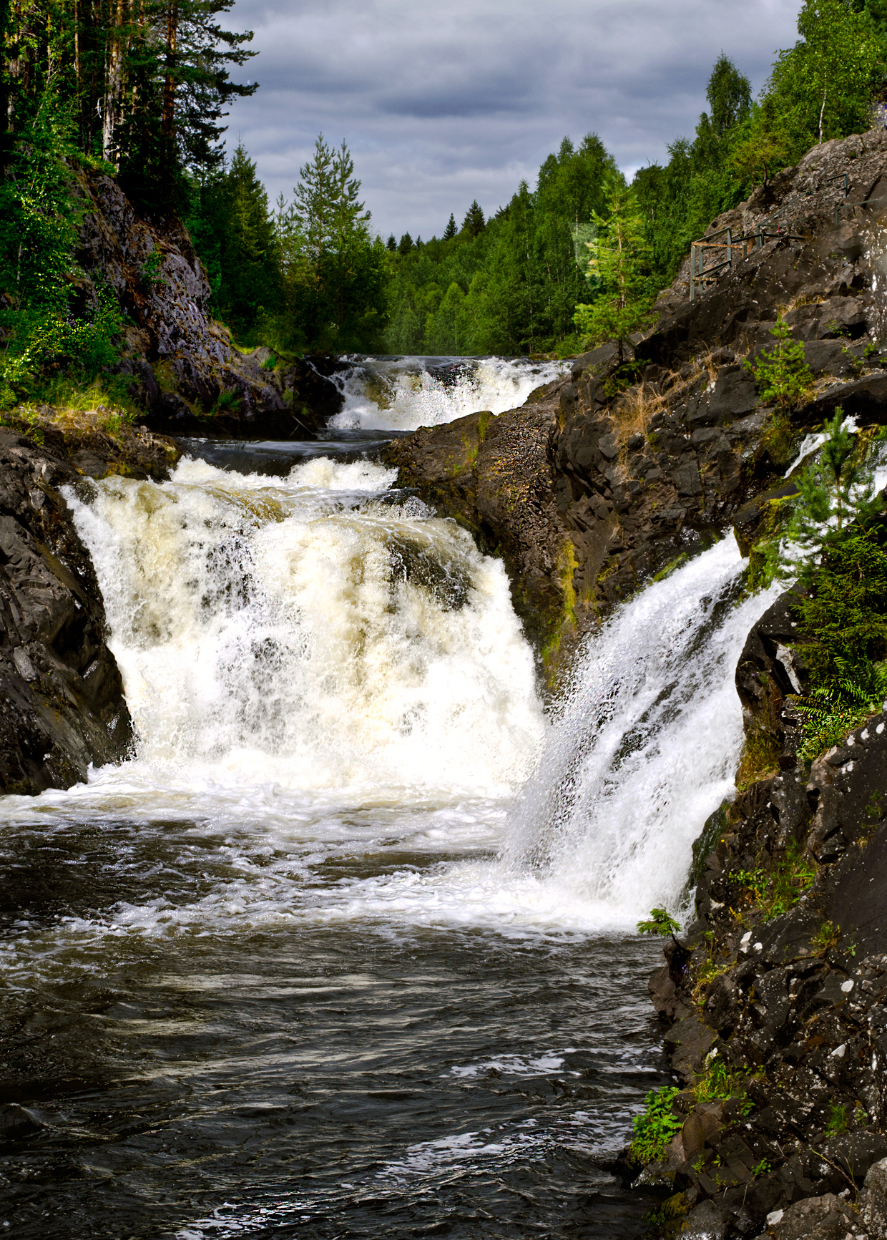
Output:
top-left (0, 420), bottom-right (179, 796)
top-left (637, 581), bottom-right (887, 1239)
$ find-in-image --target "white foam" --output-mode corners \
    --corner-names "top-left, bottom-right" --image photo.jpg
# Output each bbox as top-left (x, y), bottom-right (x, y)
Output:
top-left (504, 537), bottom-right (783, 922)
top-left (329, 355), bottom-right (566, 431)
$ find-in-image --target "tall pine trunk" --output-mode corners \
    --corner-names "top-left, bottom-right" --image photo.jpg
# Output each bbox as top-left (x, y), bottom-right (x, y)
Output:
top-left (102, 0), bottom-right (127, 164)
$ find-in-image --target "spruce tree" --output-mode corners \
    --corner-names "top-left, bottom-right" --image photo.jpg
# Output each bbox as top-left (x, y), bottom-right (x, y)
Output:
top-left (442, 213), bottom-right (457, 241)
top-left (461, 201), bottom-right (485, 238)
top-left (398, 233), bottom-right (413, 255)
top-left (573, 179), bottom-right (654, 362)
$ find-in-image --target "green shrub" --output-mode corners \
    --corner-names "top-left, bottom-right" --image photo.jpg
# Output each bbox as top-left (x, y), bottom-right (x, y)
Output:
top-left (735, 841), bottom-right (816, 920)
top-left (629, 1086), bottom-right (683, 1164)
top-left (637, 907), bottom-right (680, 936)
top-left (745, 318), bottom-right (814, 412)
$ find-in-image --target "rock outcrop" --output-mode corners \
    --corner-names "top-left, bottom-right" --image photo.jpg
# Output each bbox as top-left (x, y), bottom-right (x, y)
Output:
top-left (72, 170), bottom-right (346, 436)
top-left (639, 575), bottom-right (887, 1238)
top-left (386, 129), bottom-right (887, 672)
top-left (0, 428), bottom-right (133, 795)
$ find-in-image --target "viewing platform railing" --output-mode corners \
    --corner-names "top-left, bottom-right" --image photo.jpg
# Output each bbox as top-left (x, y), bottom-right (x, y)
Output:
top-left (688, 174), bottom-right (870, 302)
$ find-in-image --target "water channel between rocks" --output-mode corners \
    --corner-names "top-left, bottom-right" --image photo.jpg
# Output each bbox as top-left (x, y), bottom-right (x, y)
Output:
top-left (0, 358), bottom-right (780, 1238)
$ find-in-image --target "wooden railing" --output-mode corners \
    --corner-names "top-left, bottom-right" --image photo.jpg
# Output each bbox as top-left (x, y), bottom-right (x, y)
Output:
top-left (689, 173), bottom-right (869, 302)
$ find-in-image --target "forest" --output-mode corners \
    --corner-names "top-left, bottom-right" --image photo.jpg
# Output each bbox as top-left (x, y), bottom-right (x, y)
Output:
top-left (1, 0), bottom-right (887, 393)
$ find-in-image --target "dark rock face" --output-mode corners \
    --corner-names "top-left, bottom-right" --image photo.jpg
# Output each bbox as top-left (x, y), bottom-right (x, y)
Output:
top-left (386, 130), bottom-right (887, 665)
top-left (72, 172), bottom-right (345, 436)
top-left (642, 576), bottom-right (887, 1236)
top-left (0, 430), bottom-right (132, 795)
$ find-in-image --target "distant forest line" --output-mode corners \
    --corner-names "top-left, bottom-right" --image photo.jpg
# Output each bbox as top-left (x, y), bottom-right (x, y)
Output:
top-left (1, 0), bottom-right (887, 403)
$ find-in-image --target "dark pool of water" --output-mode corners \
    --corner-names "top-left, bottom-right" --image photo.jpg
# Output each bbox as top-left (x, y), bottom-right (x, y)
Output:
top-left (0, 817), bottom-right (667, 1240)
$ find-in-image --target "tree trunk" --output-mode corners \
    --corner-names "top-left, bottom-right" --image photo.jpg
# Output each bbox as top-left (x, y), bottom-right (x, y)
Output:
top-left (162, 0), bottom-right (178, 141)
top-left (102, 0), bottom-right (127, 164)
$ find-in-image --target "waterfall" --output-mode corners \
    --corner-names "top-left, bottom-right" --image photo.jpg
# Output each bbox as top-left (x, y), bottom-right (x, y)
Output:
top-left (328, 355), bottom-right (565, 431)
top-left (504, 538), bottom-right (782, 920)
top-left (53, 458), bottom-right (781, 937)
top-left (65, 457), bottom-right (544, 802)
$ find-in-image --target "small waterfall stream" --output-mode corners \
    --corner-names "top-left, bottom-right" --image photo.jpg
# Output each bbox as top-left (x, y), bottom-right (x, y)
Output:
top-left (0, 379), bottom-right (780, 1237)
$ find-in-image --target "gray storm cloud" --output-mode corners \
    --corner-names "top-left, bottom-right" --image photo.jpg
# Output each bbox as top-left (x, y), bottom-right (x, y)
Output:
top-left (222, 0), bottom-right (803, 239)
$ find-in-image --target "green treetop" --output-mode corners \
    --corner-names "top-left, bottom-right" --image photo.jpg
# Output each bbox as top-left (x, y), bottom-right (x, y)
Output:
top-left (461, 201), bottom-right (485, 238)
top-left (573, 179), bottom-right (654, 363)
top-left (442, 213), bottom-right (457, 241)
top-left (767, 0), bottom-right (882, 155)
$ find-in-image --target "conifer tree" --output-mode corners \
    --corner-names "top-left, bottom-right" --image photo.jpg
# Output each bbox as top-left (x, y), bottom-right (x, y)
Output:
top-left (398, 233), bottom-right (413, 255)
top-left (573, 180), bottom-right (653, 362)
top-left (442, 213), bottom-right (457, 241)
top-left (461, 201), bottom-right (485, 238)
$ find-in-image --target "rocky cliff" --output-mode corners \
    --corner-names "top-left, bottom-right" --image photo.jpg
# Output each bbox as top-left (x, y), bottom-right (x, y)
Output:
top-left (385, 128), bottom-right (887, 672)
top-left (72, 170), bottom-right (346, 436)
top-left (0, 428), bottom-right (136, 795)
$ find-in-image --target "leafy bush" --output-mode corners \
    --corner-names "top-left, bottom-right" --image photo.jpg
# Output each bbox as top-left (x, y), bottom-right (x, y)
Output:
top-left (629, 1086), bottom-right (683, 1164)
top-left (735, 842), bottom-right (816, 920)
top-left (637, 907), bottom-right (680, 936)
top-left (0, 93), bottom-right (125, 400)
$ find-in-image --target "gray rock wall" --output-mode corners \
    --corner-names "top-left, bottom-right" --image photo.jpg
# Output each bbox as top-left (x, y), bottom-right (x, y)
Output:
top-left (0, 429), bottom-right (132, 795)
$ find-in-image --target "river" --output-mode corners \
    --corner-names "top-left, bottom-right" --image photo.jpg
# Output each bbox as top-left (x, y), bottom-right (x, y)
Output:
top-left (0, 357), bottom-right (777, 1238)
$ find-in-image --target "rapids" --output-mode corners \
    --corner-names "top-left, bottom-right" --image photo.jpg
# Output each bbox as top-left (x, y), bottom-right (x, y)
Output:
top-left (0, 393), bottom-right (779, 1237)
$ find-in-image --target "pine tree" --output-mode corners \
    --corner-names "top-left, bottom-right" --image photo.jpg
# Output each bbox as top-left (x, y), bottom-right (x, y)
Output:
top-left (573, 180), bottom-right (654, 362)
top-left (442, 213), bottom-right (457, 241)
top-left (461, 201), bottom-right (485, 238)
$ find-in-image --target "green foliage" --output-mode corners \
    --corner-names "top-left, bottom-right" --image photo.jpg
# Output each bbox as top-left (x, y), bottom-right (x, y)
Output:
top-left (825, 1102), bottom-right (850, 1135)
top-left (735, 842), bottom-right (817, 920)
top-left (753, 1158), bottom-right (772, 1178)
top-left (141, 246), bottom-right (167, 289)
top-left (761, 412), bottom-right (887, 759)
top-left (272, 135), bottom-right (388, 352)
top-left (694, 1057), bottom-right (755, 1116)
top-left (812, 919), bottom-right (841, 951)
top-left (766, 0), bottom-right (882, 159)
top-left (629, 1086), bottom-right (683, 1165)
top-left (383, 133), bottom-right (618, 355)
top-left (573, 178), bottom-right (656, 361)
top-left (746, 319), bottom-right (815, 412)
top-left (637, 907), bottom-right (680, 936)
top-left (0, 92), bottom-right (126, 399)
top-left (189, 143), bottom-right (282, 343)
top-left (634, 54), bottom-right (751, 286)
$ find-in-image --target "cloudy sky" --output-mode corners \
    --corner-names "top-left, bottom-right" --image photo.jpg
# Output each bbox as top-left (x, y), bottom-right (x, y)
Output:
top-left (222, 0), bottom-right (803, 242)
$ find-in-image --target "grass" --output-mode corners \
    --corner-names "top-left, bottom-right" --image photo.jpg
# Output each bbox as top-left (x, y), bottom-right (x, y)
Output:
top-left (734, 841), bottom-right (816, 921)
top-left (613, 381), bottom-right (668, 452)
top-left (735, 729), bottom-right (782, 791)
top-left (0, 375), bottom-right (143, 443)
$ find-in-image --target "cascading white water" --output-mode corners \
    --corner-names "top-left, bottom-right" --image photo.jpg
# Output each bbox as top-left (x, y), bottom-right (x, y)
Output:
top-left (328, 355), bottom-right (566, 431)
top-left (66, 457), bottom-right (544, 802)
top-left (504, 538), bottom-right (783, 918)
top-left (30, 456), bottom-right (780, 939)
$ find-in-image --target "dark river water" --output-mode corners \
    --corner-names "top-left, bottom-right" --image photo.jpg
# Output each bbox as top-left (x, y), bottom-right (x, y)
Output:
top-left (0, 813), bottom-right (666, 1238)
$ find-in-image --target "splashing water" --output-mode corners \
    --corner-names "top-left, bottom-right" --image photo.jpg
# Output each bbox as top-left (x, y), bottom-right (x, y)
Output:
top-left (504, 537), bottom-right (782, 920)
top-left (64, 456), bottom-right (544, 805)
top-left (328, 354), bottom-right (566, 431)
